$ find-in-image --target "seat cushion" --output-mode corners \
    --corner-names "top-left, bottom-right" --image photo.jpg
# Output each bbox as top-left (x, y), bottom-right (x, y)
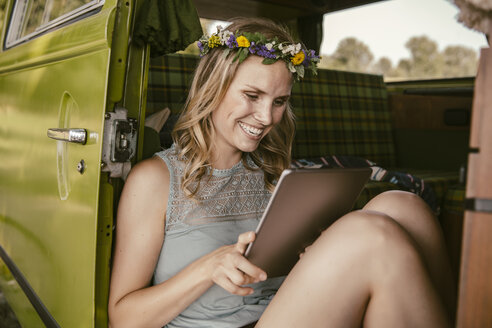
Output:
top-left (442, 184), bottom-right (466, 214)
top-left (290, 69), bottom-right (396, 168)
top-left (291, 155), bottom-right (460, 214)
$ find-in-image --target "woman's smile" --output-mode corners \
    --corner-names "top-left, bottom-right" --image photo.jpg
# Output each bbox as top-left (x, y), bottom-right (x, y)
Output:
top-left (238, 121), bottom-right (264, 138)
top-left (211, 55), bottom-right (293, 168)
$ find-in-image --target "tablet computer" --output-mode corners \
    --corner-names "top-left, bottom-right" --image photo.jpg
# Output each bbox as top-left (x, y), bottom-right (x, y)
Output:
top-left (244, 167), bottom-right (371, 278)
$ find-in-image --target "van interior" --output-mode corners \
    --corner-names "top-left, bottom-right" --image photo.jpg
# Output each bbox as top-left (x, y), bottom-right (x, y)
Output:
top-left (0, 0), bottom-right (491, 327)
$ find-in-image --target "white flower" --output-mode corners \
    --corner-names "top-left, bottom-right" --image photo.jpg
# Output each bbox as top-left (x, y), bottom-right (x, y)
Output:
top-left (219, 30), bottom-right (232, 45)
top-left (266, 43), bottom-right (273, 50)
top-left (282, 45), bottom-right (293, 54)
top-left (278, 44), bottom-right (283, 50)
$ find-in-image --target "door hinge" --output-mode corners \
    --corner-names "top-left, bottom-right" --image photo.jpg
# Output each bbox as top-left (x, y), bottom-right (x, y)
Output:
top-left (101, 107), bottom-right (137, 178)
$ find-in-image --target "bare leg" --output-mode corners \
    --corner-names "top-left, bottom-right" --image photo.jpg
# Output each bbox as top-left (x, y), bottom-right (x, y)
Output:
top-left (256, 209), bottom-right (450, 328)
top-left (363, 190), bottom-right (456, 320)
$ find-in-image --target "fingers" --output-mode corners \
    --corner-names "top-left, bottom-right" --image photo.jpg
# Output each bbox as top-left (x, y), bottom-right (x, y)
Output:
top-left (235, 231), bottom-right (255, 254)
top-left (220, 250), bottom-right (267, 284)
top-left (206, 233), bottom-right (268, 295)
top-left (214, 273), bottom-right (254, 296)
top-left (211, 255), bottom-right (258, 295)
top-left (236, 257), bottom-right (267, 283)
top-left (235, 231), bottom-right (267, 281)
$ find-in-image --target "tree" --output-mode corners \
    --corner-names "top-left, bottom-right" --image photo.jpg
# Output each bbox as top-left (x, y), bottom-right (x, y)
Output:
top-left (324, 37), bottom-right (374, 73)
top-left (372, 57), bottom-right (393, 76)
top-left (404, 35), bottom-right (443, 78)
top-left (318, 34), bottom-right (479, 80)
top-left (394, 59), bottom-right (412, 78)
top-left (441, 45), bottom-right (478, 77)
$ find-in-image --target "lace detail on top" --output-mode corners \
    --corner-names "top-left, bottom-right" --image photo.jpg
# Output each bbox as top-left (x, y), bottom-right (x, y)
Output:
top-left (155, 145), bottom-right (271, 232)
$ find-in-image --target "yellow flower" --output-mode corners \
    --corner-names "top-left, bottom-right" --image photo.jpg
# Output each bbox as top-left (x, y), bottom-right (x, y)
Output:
top-left (208, 35), bottom-right (221, 48)
top-left (236, 36), bottom-right (250, 48)
top-left (291, 51), bottom-right (305, 66)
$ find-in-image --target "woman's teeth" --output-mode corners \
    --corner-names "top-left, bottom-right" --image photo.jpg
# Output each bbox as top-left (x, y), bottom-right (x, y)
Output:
top-left (239, 122), bottom-right (263, 137)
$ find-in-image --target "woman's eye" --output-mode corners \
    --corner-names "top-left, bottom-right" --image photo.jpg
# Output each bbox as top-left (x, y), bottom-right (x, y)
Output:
top-left (274, 98), bottom-right (287, 106)
top-left (245, 93), bottom-right (258, 100)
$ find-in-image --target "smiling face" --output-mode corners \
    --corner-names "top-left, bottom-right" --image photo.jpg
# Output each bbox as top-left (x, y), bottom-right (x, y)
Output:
top-left (211, 55), bottom-right (293, 168)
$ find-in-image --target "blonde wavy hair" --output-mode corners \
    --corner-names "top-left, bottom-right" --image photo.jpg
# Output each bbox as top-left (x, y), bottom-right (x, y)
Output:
top-left (172, 17), bottom-right (296, 198)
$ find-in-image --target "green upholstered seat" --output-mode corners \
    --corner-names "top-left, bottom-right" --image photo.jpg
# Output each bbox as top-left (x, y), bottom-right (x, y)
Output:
top-left (291, 70), bottom-right (396, 168)
top-left (442, 185), bottom-right (466, 214)
top-left (147, 54), bottom-right (198, 116)
top-left (146, 53), bottom-right (461, 215)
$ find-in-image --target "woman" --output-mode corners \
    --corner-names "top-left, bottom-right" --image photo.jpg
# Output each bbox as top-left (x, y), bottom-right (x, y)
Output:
top-left (108, 18), bottom-right (454, 327)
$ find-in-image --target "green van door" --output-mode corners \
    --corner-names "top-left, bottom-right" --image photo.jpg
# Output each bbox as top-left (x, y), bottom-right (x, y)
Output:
top-left (0, 0), bottom-right (138, 327)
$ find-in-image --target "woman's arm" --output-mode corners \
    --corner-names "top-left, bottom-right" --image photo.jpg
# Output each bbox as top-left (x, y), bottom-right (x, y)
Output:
top-left (108, 157), bottom-right (266, 328)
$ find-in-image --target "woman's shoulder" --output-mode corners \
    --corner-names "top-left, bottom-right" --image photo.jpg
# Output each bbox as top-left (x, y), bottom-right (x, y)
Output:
top-left (124, 156), bottom-right (170, 195)
top-left (154, 145), bottom-right (184, 172)
top-left (117, 156), bottom-right (170, 230)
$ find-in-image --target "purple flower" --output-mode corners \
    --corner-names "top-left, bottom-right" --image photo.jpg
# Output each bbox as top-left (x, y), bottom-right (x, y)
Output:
top-left (248, 41), bottom-right (257, 54)
top-left (303, 49), bottom-right (319, 67)
top-left (197, 41), bottom-right (204, 52)
top-left (226, 34), bottom-right (238, 48)
top-left (256, 45), bottom-right (276, 59)
top-left (302, 49), bottom-right (309, 67)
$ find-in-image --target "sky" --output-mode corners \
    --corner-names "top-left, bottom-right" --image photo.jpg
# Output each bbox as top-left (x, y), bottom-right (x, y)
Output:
top-left (321, 0), bottom-right (488, 65)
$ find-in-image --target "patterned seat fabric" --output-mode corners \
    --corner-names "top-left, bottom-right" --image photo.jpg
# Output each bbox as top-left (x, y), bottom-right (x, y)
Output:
top-left (148, 55), bottom-right (396, 167)
top-left (291, 70), bottom-right (396, 168)
top-left (147, 54), bottom-right (198, 116)
top-left (442, 185), bottom-right (466, 214)
top-left (146, 54), bottom-right (461, 214)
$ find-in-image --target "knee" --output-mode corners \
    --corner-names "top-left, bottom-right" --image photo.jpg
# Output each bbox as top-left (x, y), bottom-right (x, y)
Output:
top-left (365, 190), bottom-right (432, 215)
top-left (363, 190), bottom-right (441, 237)
top-left (320, 211), bottom-right (419, 259)
top-left (304, 211), bottom-right (426, 282)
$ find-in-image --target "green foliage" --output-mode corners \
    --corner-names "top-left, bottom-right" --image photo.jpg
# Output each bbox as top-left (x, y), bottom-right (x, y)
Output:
top-left (320, 35), bottom-right (479, 79)
top-left (372, 57), bottom-right (392, 76)
top-left (262, 58), bottom-right (277, 65)
top-left (321, 37), bottom-right (374, 73)
top-left (403, 36), bottom-right (443, 78)
top-left (442, 45), bottom-right (478, 77)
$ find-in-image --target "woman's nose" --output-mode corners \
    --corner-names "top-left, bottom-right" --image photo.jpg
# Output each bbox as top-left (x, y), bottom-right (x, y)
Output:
top-left (253, 101), bottom-right (273, 126)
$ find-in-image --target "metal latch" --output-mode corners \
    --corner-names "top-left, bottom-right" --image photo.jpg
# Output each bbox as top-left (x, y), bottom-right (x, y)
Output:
top-left (101, 107), bottom-right (137, 178)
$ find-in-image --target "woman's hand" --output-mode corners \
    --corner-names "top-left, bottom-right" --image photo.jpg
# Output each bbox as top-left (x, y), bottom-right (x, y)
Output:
top-left (203, 231), bottom-right (267, 296)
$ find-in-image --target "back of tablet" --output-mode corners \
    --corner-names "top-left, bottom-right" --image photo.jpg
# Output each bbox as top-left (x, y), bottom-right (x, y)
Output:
top-left (245, 167), bottom-right (371, 277)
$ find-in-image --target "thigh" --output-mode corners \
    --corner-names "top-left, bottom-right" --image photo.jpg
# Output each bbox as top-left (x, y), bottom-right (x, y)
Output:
top-left (256, 210), bottom-right (412, 328)
top-left (363, 190), bottom-right (456, 319)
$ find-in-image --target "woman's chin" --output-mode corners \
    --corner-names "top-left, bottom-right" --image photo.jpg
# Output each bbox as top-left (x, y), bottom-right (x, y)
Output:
top-left (237, 140), bottom-right (261, 153)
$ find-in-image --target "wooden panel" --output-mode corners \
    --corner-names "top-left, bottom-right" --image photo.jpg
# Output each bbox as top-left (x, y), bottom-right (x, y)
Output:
top-left (457, 31), bottom-right (492, 327)
top-left (457, 211), bottom-right (492, 328)
top-left (469, 48), bottom-right (490, 149)
top-left (466, 47), bottom-right (492, 200)
top-left (389, 94), bottom-right (472, 130)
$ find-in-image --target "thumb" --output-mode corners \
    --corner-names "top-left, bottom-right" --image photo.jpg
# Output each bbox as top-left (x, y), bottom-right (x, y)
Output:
top-left (235, 231), bottom-right (255, 254)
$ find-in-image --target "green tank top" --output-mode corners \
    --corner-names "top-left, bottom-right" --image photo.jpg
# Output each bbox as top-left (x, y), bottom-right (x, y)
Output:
top-left (153, 144), bottom-right (285, 328)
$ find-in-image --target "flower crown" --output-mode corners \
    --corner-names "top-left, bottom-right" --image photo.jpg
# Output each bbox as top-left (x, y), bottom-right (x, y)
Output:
top-left (197, 26), bottom-right (320, 81)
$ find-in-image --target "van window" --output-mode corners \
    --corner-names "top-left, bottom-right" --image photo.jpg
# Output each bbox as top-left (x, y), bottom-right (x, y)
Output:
top-left (5, 0), bottom-right (104, 48)
top-left (319, 0), bottom-right (488, 80)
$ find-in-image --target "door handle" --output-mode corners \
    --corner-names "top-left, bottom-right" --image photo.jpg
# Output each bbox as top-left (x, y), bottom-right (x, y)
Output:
top-left (47, 128), bottom-right (87, 144)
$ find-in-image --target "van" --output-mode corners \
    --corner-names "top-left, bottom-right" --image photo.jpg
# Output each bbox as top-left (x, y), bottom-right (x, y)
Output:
top-left (0, 0), bottom-right (490, 327)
